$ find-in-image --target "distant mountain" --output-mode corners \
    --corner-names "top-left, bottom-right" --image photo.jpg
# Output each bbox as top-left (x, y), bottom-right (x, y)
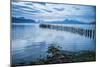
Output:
top-left (90, 21), bottom-right (96, 24)
top-left (63, 19), bottom-right (83, 24)
top-left (12, 17), bottom-right (36, 23)
top-left (46, 19), bottom-right (95, 24)
top-left (63, 19), bottom-right (95, 24)
top-left (12, 17), bottom-right (95, 24)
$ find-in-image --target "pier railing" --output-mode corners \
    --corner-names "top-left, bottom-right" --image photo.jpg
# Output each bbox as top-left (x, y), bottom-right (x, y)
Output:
top-left (39, 24), bottom-right (95, 39)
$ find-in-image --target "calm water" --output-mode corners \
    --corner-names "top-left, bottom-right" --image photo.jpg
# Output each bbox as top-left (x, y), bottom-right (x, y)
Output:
top-left (11, 23), bottom-right (96, 64)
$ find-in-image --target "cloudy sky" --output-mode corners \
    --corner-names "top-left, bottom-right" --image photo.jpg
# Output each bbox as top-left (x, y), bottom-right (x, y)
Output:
top-left (12, 1), bottom-right (96, 23)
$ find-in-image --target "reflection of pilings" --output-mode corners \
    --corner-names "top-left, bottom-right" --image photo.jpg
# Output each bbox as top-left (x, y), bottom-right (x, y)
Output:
top-left (39, 24), bottom-right (95, 39)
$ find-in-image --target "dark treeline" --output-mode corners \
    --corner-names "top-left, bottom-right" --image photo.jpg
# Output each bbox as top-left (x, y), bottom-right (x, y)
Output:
top-left (39, 24), bottom-right (95, 39)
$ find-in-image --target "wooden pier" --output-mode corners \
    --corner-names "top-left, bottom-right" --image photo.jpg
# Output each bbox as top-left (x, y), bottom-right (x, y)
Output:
top-left (39, 24), bottom-right (95, 39)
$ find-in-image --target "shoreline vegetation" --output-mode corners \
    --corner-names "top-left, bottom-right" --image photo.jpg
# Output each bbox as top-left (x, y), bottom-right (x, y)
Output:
top-left (11, 44), bottom-right (96, 67)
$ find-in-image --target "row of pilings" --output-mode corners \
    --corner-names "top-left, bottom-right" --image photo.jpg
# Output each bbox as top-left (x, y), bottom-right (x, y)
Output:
top-left (39, 24), bottom-right (95, 39)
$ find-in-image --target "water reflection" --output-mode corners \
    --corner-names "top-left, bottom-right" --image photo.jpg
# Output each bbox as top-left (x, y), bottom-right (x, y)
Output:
top-left (11, 23), bottom-right (96, 64)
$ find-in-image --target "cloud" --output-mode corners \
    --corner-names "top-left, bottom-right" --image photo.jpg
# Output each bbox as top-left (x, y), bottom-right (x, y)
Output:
top-left (54, 8), bottom-right (64, 11)
top-left (12, 2), bottom-right (96, 23)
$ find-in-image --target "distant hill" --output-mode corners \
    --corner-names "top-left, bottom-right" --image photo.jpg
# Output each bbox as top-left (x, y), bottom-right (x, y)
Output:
top-left (46, 19), bottom-right (95, 24)
top-left (63, 19), bottom-right (95, 24)
top-left (12, 17), bottom-right (95, 24)
top-left (63, 19), bottom-right (84, 24)
top-left (12, 17), bottom-right (36, 23)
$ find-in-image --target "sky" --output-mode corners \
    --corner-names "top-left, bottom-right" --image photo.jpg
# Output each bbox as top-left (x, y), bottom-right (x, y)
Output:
top-left (12, 1), bottom-right (96, 23)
